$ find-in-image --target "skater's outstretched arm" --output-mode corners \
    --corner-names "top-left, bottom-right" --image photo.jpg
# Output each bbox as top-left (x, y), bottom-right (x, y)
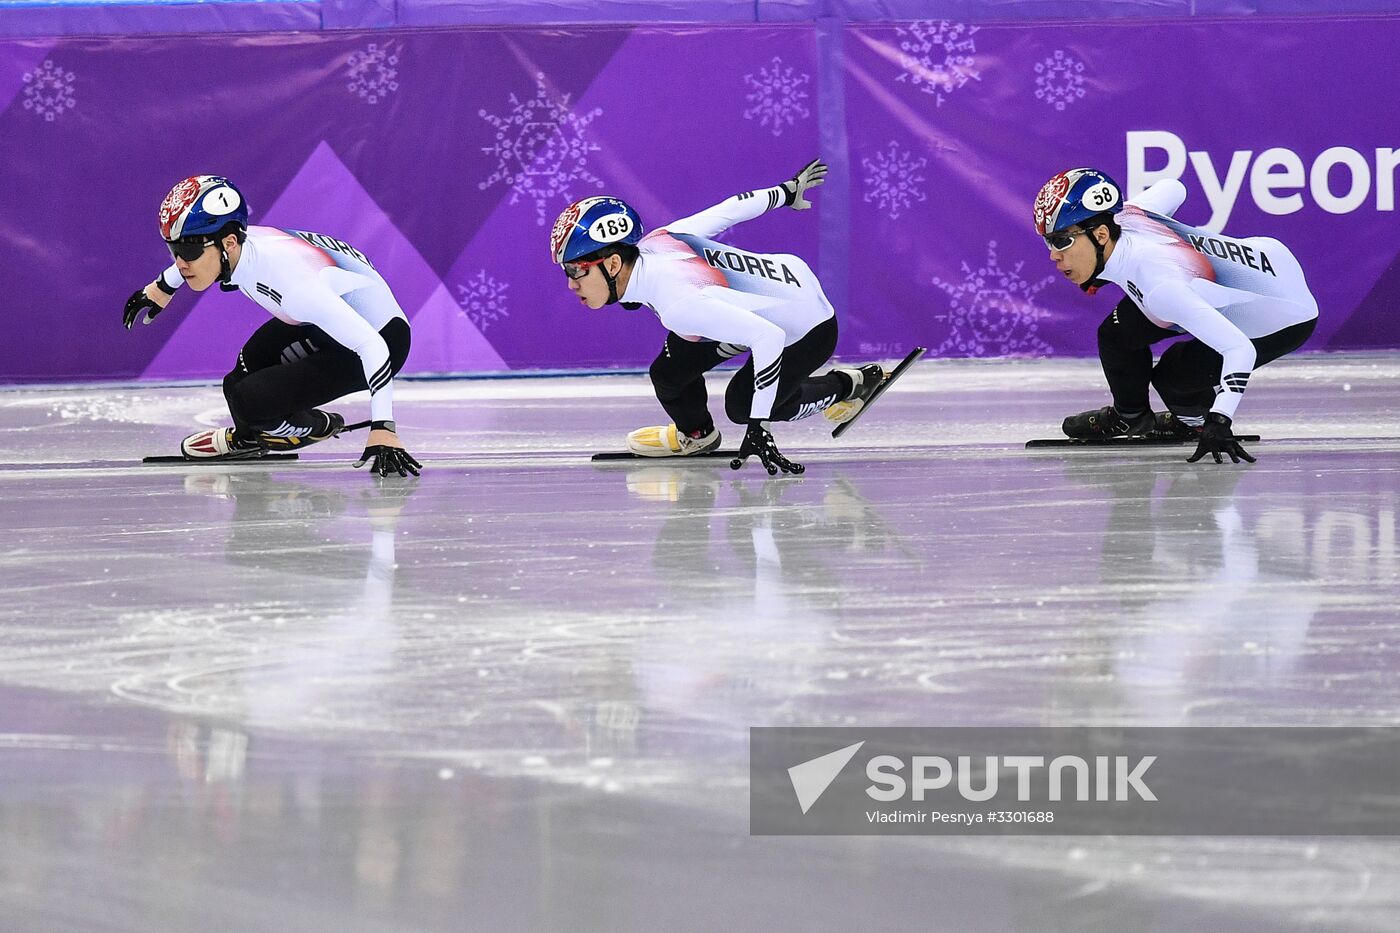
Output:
top-left (121, 264), bottom-right (181, 329)
top-left (666, 158), bottom-right (828, 239)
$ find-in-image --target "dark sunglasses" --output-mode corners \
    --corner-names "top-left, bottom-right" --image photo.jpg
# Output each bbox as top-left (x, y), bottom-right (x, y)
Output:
top-left (562, 257), bottom-right (608, 280)
top-left (166, 238), bottom-right (214, 262)
top-left (1043, 229), bottom-right (1091, 252)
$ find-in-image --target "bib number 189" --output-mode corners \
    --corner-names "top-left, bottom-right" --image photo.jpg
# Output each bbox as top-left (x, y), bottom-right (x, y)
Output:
top-left (590, 215), bottom-right (633, 243)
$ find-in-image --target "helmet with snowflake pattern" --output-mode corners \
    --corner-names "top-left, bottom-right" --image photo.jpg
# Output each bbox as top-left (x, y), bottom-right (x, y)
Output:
top-left (1033, 168), bottom-right (1122, 237)
top-left (550, 197), bottom-right (643, 265)
top-left (159, 175), bottom-right (248, 242)
top-left (159, 175), bottom-right (248, 285)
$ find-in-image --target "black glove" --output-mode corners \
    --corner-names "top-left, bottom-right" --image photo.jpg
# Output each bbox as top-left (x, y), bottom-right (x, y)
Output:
top-left (730, 421), bottom-right (804, 475)
top-left (354, 445), bottom-right (422, 477)
top-left (780, 158), bottom-right (828, 211)
top-left (1186, 413), bottom-right (1256, 464)
top-left (123, 287), bottom-right (165, 329)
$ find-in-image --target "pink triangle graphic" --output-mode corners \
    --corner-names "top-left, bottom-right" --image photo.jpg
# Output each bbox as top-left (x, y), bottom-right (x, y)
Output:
top-left (145, 140), bottom-right (505, 380)
top-left (405, 280), bottom-right (511, 373)
top-left (1, 40), bottom-right (60, 118)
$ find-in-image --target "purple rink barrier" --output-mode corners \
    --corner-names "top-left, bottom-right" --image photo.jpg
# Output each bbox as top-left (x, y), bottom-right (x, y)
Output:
top-left (841, 17), bottom-right (1400, 359)
top-left (0, 26), bottom-right (821, 382)
top-left (6, 1), bottom-right (1400, 35)
top-left (0, 16), bottom-right (1398, 383)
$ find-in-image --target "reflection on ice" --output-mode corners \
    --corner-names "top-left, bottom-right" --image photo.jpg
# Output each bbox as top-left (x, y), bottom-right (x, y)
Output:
top-left (0, 359), bottom-right (1398, 931)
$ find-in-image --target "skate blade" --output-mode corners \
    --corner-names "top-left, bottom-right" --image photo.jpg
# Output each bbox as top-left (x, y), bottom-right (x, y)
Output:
top-left (592, 450), bottom-right (740, 462)
top-left (831, 347), bottom-right (926, 439)
top-left (1026, 435), bottom-right (1261, 448)
top-left (143, 452), bottom-right (301, 465)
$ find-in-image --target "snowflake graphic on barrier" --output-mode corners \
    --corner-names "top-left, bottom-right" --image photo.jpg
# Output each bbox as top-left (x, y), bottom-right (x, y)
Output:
top-left (346, 43), bottom-right (399, 105)
top-left (456, 270), bottom-right (510, 332)
top-left (478, 74), bottom-right (605, 226)
top-left (22, 60), bottom-right (76, 122)
top-left (861, 140), bottom-right (928, 220)
top-left (893, 20), bottom-right (980, 107)
top-left (931, 242), bottom-right (1057, 357)
top-left (1034, 50), bottom-right (1087, 111)
top-left (742, 56), bottom-right (811, 137)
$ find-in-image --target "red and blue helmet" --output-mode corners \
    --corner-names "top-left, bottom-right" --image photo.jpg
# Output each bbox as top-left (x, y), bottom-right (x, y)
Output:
top-left (159, 175), bottom-right (248, 242)
top-left (1033, 168), bottom-right (1122, 236)
top-left (550, 197), bottom-right (643, 265)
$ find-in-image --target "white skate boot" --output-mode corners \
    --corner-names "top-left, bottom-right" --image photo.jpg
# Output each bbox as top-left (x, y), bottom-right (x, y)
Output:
top-left (180, 427), bottom-right (265, 460)
top-left (625, 423), bottom-right (721, 457)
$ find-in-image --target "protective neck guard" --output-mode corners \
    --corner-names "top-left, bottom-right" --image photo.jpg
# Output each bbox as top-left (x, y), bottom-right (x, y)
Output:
top-left (601, 265), bottom-right (622, 305)
top-left (1080, 233), bottom-right (1110, 295)
top-left (218, 245), bottom-right (236, 290)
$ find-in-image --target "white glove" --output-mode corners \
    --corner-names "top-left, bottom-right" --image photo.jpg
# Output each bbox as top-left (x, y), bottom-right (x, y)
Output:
top-left (781, 158), bottom-right (828, 211)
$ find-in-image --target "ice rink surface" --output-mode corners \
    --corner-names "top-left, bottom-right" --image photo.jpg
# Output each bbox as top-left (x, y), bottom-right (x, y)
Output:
top-left (1, 354), bottom-right (1399, 932)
